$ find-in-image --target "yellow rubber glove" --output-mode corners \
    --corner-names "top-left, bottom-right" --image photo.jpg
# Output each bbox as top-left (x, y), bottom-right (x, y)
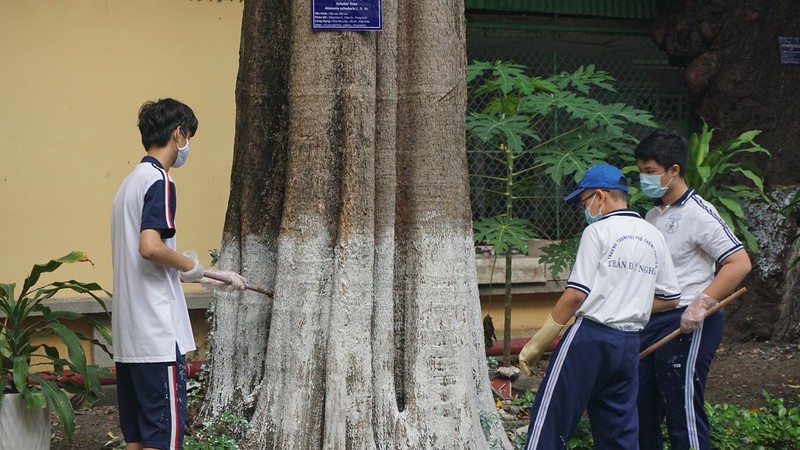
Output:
top-left (518, 314), bottom-right (565, 377)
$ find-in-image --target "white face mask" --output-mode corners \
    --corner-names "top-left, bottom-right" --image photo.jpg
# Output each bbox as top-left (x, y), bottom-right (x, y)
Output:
top-left (173, 137), bottom-right (190, 169)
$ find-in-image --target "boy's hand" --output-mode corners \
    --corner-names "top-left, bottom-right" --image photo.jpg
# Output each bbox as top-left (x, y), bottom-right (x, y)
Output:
top-left (180, 250), bottom-right (205, 282)
top-left (680, 293), bottom-right (718, 333)
top-left (201, 270), bottom-right (248, 291)
top-left (519, 314), bottom-right (564, 377)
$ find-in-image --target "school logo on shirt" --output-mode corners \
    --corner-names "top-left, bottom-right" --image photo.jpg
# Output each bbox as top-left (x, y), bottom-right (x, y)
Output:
top-left (665, 214), bottom-right (681, 233)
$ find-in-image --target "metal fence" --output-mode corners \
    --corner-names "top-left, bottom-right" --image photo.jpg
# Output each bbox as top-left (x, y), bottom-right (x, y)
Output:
top-left (466, 26), bottom-right (688, 241)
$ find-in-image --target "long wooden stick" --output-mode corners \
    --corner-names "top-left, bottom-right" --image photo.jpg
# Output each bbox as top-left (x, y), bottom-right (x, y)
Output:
top-left (639, 287), bottom-right (747, 359)
top-left (201, 271), bottom-right (274, 297)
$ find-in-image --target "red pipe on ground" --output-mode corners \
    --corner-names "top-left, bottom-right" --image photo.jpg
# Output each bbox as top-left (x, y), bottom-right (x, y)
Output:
top-left (31, 360), bottom-right (206, 386)
top-left (30, 340), bottom-right (556, 387)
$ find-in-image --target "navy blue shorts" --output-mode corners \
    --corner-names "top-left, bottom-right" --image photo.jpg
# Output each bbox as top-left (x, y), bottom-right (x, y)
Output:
top-left (116, 347), bottom-right (187, 449)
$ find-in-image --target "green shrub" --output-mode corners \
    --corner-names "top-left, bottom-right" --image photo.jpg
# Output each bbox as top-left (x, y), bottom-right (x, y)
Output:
top-left (506, 391), bottom-right (800, 450)
top-left (510, 389), bottom-right (535, 408)
top-left (682, 123), bottom-right (771, 255)
top-left (184, 410), bottom-right (250, 450)
top-left (508, 409), bottom-right (593, 450)
top-left (707, 391), bottom-right (800, 450)
top-left (566, 414), bottom-right (593, 449)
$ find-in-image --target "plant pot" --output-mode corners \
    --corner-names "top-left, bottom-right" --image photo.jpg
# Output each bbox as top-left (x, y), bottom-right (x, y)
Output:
top-left (0, 393), bottom-right (51, 450)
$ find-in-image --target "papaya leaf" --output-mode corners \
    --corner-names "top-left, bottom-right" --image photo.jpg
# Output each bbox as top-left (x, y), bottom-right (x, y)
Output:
top-left (474, 216), bottom-right (536, 254)
top-left (539, 238), bottom-right (580, 280)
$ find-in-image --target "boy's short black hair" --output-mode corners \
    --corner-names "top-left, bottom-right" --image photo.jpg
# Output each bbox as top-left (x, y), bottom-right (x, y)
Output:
top-left (634, 129), bottom-right (688, 176)
top-left (137, 98), bottom-right (199, 150)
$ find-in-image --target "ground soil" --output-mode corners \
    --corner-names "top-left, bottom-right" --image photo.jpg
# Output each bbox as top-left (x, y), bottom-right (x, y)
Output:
top-left (703, 338), bottom-right (799, 408)
top-left (50, 338), bottom-right (799, 449)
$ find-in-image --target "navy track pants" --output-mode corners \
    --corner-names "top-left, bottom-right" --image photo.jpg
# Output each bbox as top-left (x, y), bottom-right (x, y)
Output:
top-left (526, 317), bottom-right (641, 450)
top-left (638, 307), bottom-right (724, 450)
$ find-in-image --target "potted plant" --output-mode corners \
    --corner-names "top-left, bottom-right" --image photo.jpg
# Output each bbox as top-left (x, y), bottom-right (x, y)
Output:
top-left (1, 251), bottom-right (112, 447)
top-left (467, 60), bottom-right (656, 366)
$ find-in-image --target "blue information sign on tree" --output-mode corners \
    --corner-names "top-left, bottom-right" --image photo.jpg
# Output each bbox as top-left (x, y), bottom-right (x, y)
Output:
top-left (779, 37), bottom-right (800, 65)
top-left (312, 0), bottom-right (382, 31)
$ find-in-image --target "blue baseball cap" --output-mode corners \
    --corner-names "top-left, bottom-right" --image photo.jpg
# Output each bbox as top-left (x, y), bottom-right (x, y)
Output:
top-left (564, 164), bottom-right (629, 204)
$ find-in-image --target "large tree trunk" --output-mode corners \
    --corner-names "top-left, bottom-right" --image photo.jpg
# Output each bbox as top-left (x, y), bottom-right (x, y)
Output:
top-left (200, 1), bottom-right (510, 448)
top-left (653, 0), bottom-right (800, 342)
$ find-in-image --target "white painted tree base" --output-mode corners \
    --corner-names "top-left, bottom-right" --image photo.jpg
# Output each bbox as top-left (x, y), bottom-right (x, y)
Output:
top-left (0, 393), bottom-right (51, 450)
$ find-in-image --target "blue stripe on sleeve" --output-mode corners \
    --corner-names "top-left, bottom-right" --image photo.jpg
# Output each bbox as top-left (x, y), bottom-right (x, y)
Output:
top-left (566, 281), bottom-right (590, 296)
top-left (141, 179), bottom-right (176, 239)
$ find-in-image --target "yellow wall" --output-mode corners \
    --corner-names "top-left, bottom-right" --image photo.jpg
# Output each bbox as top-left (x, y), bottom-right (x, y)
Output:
top-left (482, 292), bottom-right (561, 339)
top-left (28, 318), bottom-right (95, 370)
top-left (0, 0), bottom-right (244, 291)
top-left (26, 310), bottom-right (210, 372)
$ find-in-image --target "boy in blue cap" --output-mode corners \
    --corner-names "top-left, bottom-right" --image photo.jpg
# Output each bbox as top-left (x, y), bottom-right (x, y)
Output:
top-left (520, 164), bottom-right (681, 450)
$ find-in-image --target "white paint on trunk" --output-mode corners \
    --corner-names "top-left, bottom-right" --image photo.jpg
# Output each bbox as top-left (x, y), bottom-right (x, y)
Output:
top-left (323, 232), bottom-right (376, 448)
top-left (222, 218), bottom-right (509, 449)
top-left (390, 231), bottom-right (509, 449)
top-left (371, 229), bottom-right (409, 447)
top-left (202, 235), bottom-right (277, 419)
top-left (251, 230), bottom-right (336, 448)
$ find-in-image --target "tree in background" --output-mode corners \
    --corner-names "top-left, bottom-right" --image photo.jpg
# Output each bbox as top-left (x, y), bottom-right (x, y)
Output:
top-left (653, 0), bottom-right (800, 341)
top-left (198, 1), bottom-right (510, 448)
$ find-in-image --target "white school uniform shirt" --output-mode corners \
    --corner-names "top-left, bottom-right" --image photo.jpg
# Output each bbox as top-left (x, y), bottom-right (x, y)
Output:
top-left (567, 209), bottom-right (681, 331)
top-left (111, 156), bottom-right (196, 363)
top-left (646, 188), bottom-right (743, 306)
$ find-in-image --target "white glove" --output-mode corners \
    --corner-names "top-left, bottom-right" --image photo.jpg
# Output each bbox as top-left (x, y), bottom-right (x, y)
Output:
top-left (680, 293), bottom-right (718, 333)
top-left (180, 250), bottom-right (205, 282)
top-left (518, 314), bottom-right (565, 377)
top-left (200, 269), bottom-right (248, 291)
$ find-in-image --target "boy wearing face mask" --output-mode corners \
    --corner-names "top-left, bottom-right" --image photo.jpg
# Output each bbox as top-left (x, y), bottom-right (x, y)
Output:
top-left (634, 129), bottom-right (752, 450)
top-left (111, 98), bottom-right (247, 450)
top-left (519, 164), bottom-right (681, 450)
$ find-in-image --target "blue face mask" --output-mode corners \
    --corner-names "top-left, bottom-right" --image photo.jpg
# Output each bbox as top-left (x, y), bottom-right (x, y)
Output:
top-left (640, 172), bottom-right (673, 198)
top-left (583, 195), bottom-right (602, 224)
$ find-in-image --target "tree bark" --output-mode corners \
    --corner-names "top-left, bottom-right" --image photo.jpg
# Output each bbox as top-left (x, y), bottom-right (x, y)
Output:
top-left (201, 1), bottom-right (510, 448)
top-left (653, 0), bottom-right (800, 342)
top-left (654, 0), bottom-right (800, 182)
top-left (200, 0), bottom-right (291, 422)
